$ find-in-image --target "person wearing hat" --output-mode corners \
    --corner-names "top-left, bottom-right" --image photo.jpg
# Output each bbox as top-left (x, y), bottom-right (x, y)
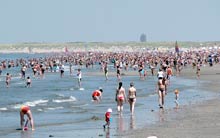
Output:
top-left (128, 82), bottom-right (136, 115)
top-left (103, 108), bottom-right (112, 129)
top-left (92, 87), bottom-right (103, 102)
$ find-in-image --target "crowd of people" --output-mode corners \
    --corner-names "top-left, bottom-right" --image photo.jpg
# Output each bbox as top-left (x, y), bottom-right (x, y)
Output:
top-left (0, 46), bottom-right (219, 130)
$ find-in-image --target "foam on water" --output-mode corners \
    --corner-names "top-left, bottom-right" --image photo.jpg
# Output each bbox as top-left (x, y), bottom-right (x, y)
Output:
top-left (0, 107), bottom-right (7, 111)
top-left (12, 99), bottom-right (49, 109)
top-left (46, 107), bottom-right (64, 110)
top-left (52, 96), bottom-right (77, 103)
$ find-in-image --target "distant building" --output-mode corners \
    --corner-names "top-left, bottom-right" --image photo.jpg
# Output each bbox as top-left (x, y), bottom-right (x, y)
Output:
top-left (140, 33), bottom-right (147, 42)
top-left (175, 41), bottom-right (179, 53)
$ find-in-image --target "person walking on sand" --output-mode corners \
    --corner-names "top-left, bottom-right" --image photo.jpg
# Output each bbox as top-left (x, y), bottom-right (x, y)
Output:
top-left (20, 105), bottom-right (35, 131)
top-left (6, 73), bottom-right (11, 88)
top-left (156, 77), bottom-right (167, 108)
top-left (115, 82), bottom-right (126, 113)
top-left (128, 82), bottom-right (136, 115)
top-left (103, 108), bottom-right (112, 129)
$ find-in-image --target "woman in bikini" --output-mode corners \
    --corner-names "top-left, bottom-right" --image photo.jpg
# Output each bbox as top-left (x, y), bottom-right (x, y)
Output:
top-left (20, 105), bottom-right (35, 131)
top-left (157, 77), bottom-right (167, 108)
top-left (128, 82), bottom-right (136, 115)
top-left (115, 82), bottom-right (126, 112)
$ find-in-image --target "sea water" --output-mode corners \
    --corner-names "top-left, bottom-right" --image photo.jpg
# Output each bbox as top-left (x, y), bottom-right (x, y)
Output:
top-left (0, 53), bottom-right (217, 138)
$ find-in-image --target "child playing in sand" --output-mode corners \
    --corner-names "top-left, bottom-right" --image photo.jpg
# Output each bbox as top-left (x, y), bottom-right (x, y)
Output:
top-left (103, 108), bottom-right (112, 129)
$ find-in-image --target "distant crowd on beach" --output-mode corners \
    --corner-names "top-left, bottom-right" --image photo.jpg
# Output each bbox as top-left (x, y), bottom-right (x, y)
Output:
top-left (0, 46), bottom-right (219, 80)
top-left (0, 46), bottom-right (220, 130)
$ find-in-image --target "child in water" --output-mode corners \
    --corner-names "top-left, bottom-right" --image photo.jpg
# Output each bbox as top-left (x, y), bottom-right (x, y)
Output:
top-left (103, 108), bottom-right (112, 129)
top-left (26, 76), bottom-right (31, 88)
top-left (174, 89), bottom-right (179, 106)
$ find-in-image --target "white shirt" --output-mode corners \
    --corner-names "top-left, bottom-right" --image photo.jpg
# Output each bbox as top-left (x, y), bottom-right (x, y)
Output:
top-left (157, 71), bottom-right (164, 78)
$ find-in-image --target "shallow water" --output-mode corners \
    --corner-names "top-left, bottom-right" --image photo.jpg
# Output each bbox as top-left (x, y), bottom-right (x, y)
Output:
top-left (0, 53), bottom-right (217, 138)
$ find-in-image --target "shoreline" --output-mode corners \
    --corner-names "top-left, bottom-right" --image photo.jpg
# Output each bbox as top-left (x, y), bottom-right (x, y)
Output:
top-left (1, 48), bottom-right (220, 138)
top-left (121, 64), bottom-right (220, 138)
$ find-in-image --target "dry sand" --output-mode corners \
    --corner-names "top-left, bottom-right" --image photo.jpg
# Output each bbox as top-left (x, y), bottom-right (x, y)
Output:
top-left (120, 64), bottom-right (220, 138)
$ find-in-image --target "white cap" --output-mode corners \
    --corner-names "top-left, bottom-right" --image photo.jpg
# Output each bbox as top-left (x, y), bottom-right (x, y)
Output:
top-left (107, 108), bottom-right (112, 113)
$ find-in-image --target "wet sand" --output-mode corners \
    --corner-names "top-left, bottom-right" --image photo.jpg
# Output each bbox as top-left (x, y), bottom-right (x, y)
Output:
top-left (121, 64), bottom-right (220, 138)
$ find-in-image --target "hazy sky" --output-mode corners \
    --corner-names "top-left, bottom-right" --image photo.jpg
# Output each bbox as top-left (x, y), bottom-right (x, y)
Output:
top-left (0, 0), bottom-right (219, 43)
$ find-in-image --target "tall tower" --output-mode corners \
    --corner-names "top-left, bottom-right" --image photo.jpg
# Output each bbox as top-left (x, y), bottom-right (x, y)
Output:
top-left (140, 33), bottom-right (147, 42)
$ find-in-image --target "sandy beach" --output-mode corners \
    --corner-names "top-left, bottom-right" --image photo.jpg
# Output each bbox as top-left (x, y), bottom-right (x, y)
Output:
top-left (0, 41), bottom-right (219, 53)
top-left (121, 64), bottom-right (220, 138)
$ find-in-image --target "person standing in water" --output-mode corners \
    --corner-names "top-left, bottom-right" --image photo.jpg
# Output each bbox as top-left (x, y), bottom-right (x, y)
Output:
top-left (76, 69), bottom-right (82, 88)
top-left (103, 108), bottom-right (112, 129)
top-left (6, 73), bottom-right (11, 88)
top-left (116, 66), bottom-right (121, 81)
top-left (26, 76), bottom-right (32, 88)
top-left (60, 64), bottom-right (65, 78)
top-left (115, 82), bottom-right (126, 113)
top-left (128, 82), bottom-right (136, 115)
top-left (21, 65), bottom-right (27, 79)
top-left (20, 105), bottom-right (35, 131)
top-left (166, 66), bottom-right (173, 85)
top-left (104, 62), bottom-right (108, 80)
top-left (156, 77), bottom-right (167, 108)
top-left (174, 89), bottom-right (179, 108)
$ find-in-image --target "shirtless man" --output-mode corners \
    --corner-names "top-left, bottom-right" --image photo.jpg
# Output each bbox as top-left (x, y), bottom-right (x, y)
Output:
top-left (166, 66), bottom-right (173, 84)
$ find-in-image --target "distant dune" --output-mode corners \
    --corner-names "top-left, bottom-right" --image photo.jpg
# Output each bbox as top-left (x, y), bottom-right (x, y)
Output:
top-left (0, 41), bottom-right (219, 53)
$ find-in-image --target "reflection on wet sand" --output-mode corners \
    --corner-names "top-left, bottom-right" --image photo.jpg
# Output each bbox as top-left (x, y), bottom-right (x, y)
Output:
top-left (129, 115), bottom-right (136, 130)
top-left (20, 130), bottom-right (34, 138)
